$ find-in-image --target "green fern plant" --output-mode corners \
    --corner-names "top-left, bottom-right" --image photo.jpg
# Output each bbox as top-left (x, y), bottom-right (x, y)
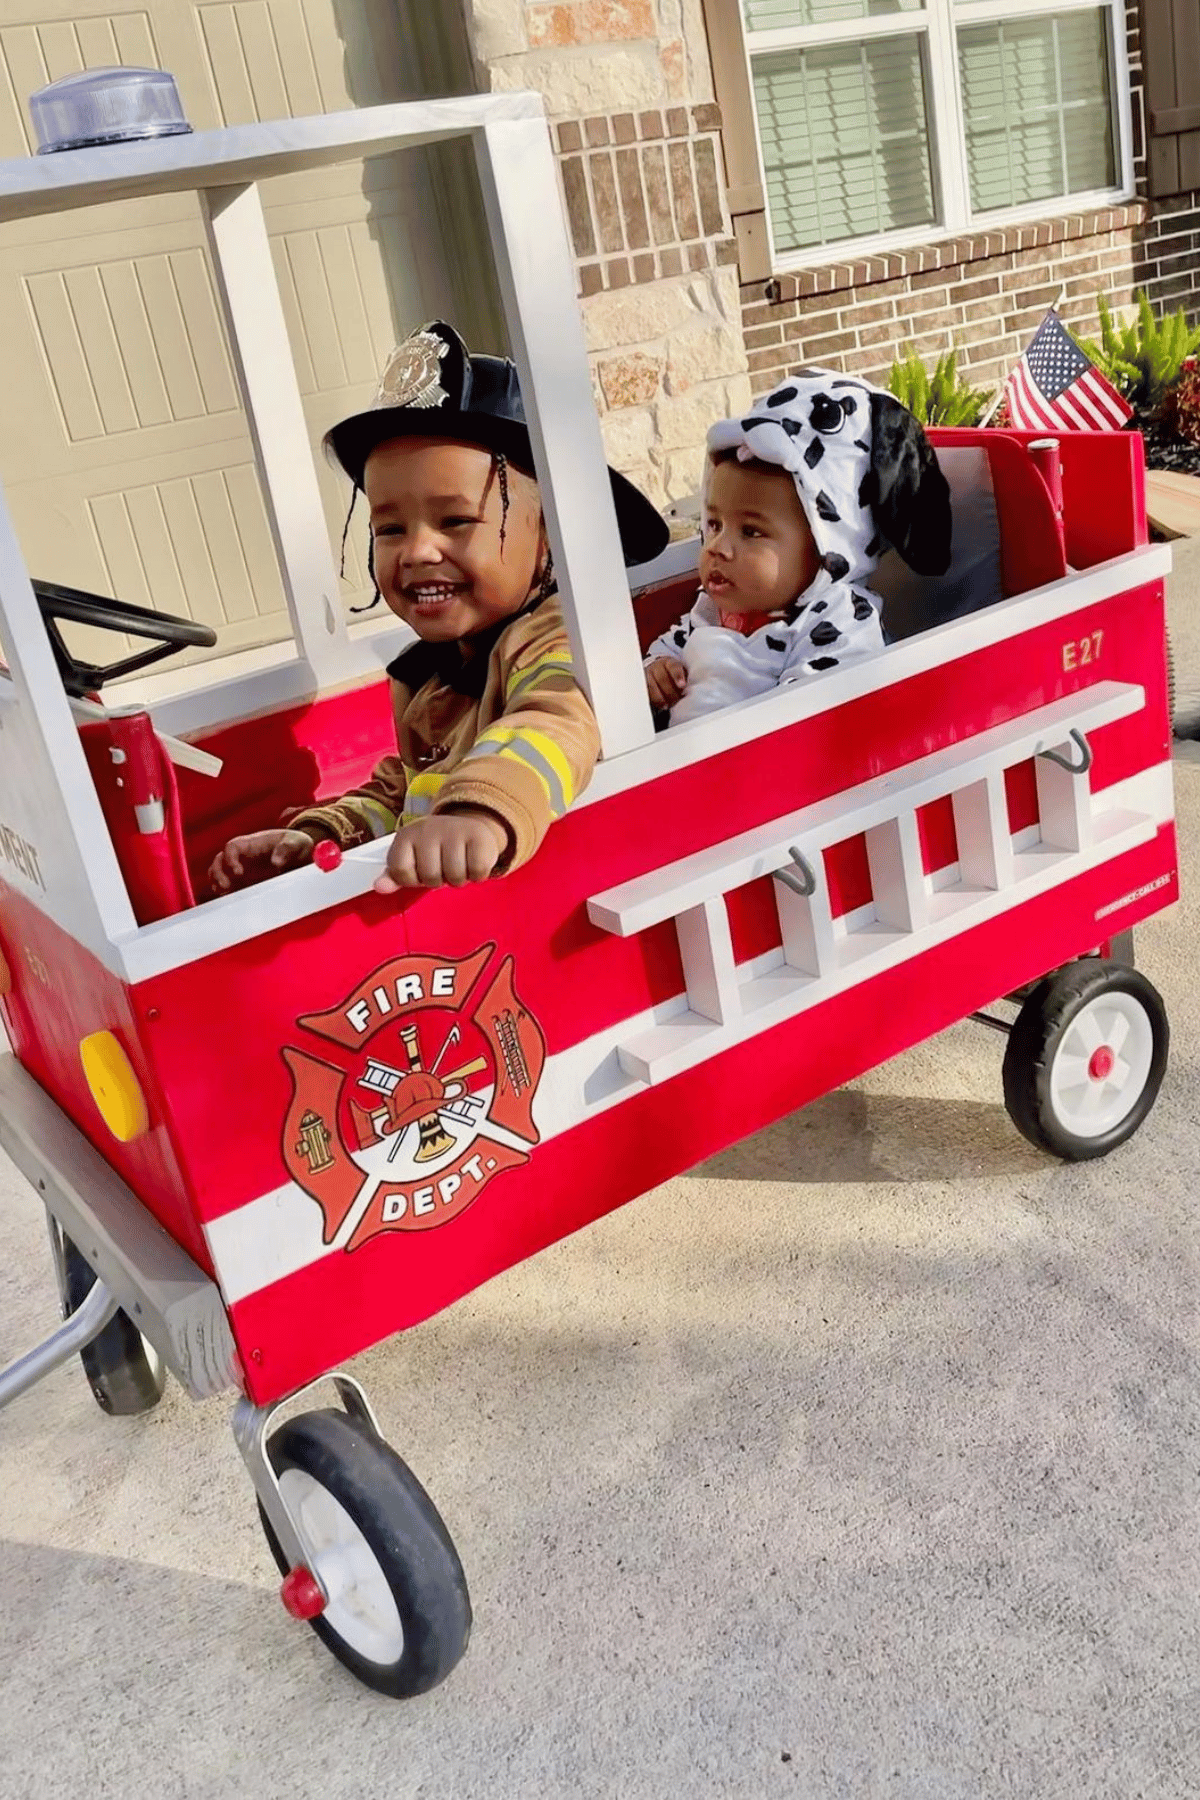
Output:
top-left (887, 347), bottom-right (993, 427)
top-left (1077, 292), bottom-right (1200, 409)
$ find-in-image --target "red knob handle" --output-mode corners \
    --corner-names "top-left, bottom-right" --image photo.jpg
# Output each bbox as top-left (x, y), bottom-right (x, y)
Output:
top-left (280, 1566), bottom-right (325, 1620)
top-left (312, 840), bottom-right (343, 872)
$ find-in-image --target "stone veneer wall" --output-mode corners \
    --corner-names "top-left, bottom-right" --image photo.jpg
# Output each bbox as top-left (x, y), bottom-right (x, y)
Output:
top-left (551, 104), bottom-right (752, 506)
top-left (739, 1), bottom-right (1200, 403)
top-left (459, 0), bottom-right (750, 508)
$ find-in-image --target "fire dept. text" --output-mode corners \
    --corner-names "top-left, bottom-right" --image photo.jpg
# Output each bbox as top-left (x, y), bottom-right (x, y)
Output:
top-left (379, 1154), bottom-right (487, 1222)
top-left (345, 965), bottom-right (458, 1035)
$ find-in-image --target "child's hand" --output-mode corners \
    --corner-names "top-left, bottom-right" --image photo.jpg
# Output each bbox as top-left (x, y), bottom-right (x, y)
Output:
top-left (374, 811), bottom-right (509, 893)
top-left (645, 656), bottom-right (687, 709)
top-left (209, 828), bottom-right (315, 894)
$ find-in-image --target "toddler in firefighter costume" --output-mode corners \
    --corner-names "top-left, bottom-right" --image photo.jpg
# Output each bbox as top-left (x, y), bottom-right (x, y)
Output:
top-left (210, 321), bottom-right (667, 894)
top-left (645, 370), bottom-right (953, 726)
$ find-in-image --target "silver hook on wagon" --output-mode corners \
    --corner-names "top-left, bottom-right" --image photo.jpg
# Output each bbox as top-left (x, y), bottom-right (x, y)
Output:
top-left (1038, 728), bottom-right (1093, 775)
top-left (774, 846), bottom-right (818, 897)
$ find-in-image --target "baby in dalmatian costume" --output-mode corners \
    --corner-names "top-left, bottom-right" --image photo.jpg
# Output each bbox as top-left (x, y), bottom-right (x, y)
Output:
top-left (645, 368), bottom-right (953, 726)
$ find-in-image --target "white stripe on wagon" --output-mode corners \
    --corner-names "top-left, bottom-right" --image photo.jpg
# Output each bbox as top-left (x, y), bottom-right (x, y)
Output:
top-left (203, 763), bottom-right (1174, 1307)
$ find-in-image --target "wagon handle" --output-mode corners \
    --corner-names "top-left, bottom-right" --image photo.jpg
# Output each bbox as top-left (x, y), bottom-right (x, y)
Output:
top-left (1038, 729), bottom-right (1093, 775)
top-left (775, 846), bottom-right (818, 897)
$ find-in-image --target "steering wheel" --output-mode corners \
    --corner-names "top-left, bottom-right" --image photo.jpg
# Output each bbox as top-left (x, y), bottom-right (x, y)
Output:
top-left (34, 580), bottom-right (218, 698)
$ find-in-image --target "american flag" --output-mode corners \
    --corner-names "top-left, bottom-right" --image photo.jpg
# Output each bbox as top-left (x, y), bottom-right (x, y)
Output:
top-left (1005, 309), bottom-right (1133, 432)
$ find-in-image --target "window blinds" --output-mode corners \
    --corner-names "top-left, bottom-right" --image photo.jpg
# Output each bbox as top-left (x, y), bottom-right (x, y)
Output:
top-left (745, 1), bottom-right (1118, 252)
top-left (752, 38), bottom-right (936, 250)
top-left (958, 9), bottom-right (1115, 211)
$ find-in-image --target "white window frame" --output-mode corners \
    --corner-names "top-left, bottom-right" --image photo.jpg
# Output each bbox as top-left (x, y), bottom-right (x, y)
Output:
top-left (736, 0), bottom-right (1136, 274)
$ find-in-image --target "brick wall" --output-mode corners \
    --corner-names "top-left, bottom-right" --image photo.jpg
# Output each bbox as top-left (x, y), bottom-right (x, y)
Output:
top-left (552, 104), bottom-right (750, 507)
top-left (740, 201), bottom-right (1200, 402)
top-left (558, 103), bottom-right (729, 294)
top-left (736, 2), bottom-right (1200, 407)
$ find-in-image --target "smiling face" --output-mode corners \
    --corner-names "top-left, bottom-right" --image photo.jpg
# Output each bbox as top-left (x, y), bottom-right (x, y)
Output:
top-left (699, 455), bottom-right (820, 615)
top-left (365, 436), bottom-right (546, 643)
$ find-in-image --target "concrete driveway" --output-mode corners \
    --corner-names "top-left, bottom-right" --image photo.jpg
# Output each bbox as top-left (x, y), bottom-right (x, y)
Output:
top-left (2, 565), bottom-right (1198, 1800)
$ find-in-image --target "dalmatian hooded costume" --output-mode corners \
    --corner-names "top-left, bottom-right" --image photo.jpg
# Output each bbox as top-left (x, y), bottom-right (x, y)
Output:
top-left (646, 369), bottom-right (953, 725)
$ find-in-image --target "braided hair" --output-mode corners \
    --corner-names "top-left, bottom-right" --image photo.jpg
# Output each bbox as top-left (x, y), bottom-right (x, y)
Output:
top-left (338, 484), bottom-right (381, 615)
top-left (495, 451), bottom-right (510, 551)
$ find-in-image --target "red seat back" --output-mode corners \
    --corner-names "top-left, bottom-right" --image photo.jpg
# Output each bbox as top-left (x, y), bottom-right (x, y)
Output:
top-left (632, 572), bottom-right (699, 655)
top-left (929, 429), bottom-right (1068, 596)
top-left (176, 679), bottom-right (396, 896)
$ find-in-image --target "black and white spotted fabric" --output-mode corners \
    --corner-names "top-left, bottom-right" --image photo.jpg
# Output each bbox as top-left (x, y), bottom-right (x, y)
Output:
top-left (645, 581), bottom-right (883, 725)
top-left (647, 367), bottom-right (951, 726)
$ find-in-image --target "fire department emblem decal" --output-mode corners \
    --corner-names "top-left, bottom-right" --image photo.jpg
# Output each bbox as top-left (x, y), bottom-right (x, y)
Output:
top-left (282, 944), bottom-right (545, 1251)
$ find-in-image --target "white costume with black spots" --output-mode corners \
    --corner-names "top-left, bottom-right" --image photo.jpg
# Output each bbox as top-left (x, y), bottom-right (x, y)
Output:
top-left (648, 368), bottom-right (952, 726)
top-left (645, 581), bottom-right (883, 726)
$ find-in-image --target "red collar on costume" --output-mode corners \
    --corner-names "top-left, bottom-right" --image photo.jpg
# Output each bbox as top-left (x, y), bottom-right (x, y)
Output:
top-left (715, 605), bottom-right (788, 637)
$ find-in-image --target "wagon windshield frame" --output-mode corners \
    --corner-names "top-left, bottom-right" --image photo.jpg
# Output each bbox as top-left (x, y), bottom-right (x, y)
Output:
top-left (0, 93), bottom-right (659, 972)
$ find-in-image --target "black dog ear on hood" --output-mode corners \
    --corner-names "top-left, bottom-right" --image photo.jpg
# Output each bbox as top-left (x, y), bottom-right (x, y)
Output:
top-left (865, 393), bottom-right (953, 576)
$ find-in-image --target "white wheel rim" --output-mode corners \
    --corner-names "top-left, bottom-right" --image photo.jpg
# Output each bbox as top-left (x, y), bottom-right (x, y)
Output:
top-left (278, 1467), bottom-right (405, 1665)
top-left (1047, 991), bottom-right (1155, 1140)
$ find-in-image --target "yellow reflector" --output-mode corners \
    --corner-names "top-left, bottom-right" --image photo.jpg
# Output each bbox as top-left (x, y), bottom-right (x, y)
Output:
top-left (0, 947), bottom-right (10, 997)
top-left (80, 1031), bottom-right (148, 1142)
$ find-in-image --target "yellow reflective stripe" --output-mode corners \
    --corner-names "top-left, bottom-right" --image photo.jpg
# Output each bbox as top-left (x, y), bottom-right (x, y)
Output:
top-left (496, 746), bottom-right (558, 815)
top-left (462, 724), bottom-right (575, 815)
top-left (506, 652), bottom-right (575, 702)
top-left (403, 769), bottom-right (450, 821)
top-left (521, 729), bottom-right (574, 804)
top-left (346, 795), bottom-right (399, 840)
top-left (498, 734), bottom-right (572, 815)
top-left (465, 725), bottom-right (521, 759)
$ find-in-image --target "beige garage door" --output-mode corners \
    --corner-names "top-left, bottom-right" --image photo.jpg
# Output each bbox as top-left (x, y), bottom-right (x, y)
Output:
top-left (0, 0), bottom-right (469, 665)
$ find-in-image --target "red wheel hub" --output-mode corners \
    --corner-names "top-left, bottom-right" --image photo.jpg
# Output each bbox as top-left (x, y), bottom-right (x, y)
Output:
top-left (1088, 1045), bottom-right (1116, 1082)
top-left (280, 1566), bottom-right (326, 1619)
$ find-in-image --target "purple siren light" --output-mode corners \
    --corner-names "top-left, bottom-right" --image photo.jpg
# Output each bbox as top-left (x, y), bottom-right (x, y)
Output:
top-left (29, 67), bottom-right (192, 154)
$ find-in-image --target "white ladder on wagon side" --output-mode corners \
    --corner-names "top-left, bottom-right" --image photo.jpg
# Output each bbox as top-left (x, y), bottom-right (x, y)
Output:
top-left (587, 681), bottom-right (1159, 1086)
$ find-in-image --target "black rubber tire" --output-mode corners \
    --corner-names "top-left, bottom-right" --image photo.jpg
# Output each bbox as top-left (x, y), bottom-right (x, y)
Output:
top-left (1002, 961), bottom-right (1168, 1161)
top-left (259, 1408), bottom-right (471, 1699)
top-left (63, 1238), bottom-right (166, 1416)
